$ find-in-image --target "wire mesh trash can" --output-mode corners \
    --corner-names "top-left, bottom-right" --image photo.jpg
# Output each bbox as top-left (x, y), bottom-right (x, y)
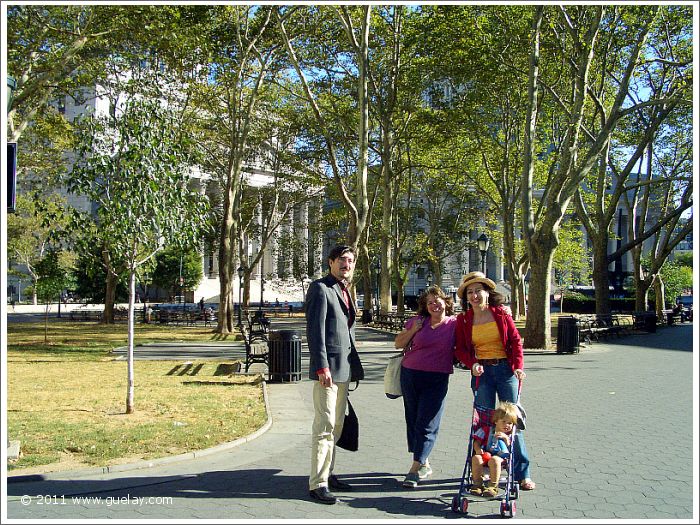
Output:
top-left (268, 330), bottom-right (302, 382)
top-left (556, 316), bottom-right (580, 354)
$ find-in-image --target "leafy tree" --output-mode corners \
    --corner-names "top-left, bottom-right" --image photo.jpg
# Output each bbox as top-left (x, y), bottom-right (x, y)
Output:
top-left (73, 245), bottom-right (129, 304)
top-left (7, 4), bottom-right (153, 142)
top-left (152, 246), bottom-right (203, 298)
top-left (6, 194), bottom-right (71, 305)
top-left (277, 5), bottom-right (373, 269)
top-left (519, 5), bottom-right (692, 348)
top-left (68, 97), bottom-right (210, 414)
top-left (186, 5), bottom-right (283, 334)
top-left (34, 249), bottom-right (74, 343)
top-left (656, 261), bottom-right (693, 307)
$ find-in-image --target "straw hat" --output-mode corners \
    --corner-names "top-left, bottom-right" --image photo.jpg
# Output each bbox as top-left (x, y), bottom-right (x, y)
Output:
top-left (456, 271), bottom-right (496, 299)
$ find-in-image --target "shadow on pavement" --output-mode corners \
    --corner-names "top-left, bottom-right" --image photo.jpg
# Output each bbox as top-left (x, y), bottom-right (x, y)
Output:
top-left (7, 469), bottom-right (501, 519)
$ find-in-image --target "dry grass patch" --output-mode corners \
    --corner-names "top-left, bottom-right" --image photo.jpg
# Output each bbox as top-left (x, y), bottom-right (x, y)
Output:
top-left (6, 322), bottom-right (265, 474)
top-left (6, 321), bottom-right (239, 361)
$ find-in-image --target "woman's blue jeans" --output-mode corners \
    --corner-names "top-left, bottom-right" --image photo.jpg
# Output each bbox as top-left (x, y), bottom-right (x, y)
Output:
top-left (401, 367), bottom-right (449, 465)
top-left (470, 361), bottom-right (531, 481)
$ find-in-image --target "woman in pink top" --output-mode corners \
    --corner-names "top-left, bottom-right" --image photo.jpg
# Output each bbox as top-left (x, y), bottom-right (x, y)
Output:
top-left (394, 285), bottom-right (457, 488)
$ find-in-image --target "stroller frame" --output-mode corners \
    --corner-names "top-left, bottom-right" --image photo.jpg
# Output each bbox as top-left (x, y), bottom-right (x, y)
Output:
top-left (451, 380), bottom-right (522, 518)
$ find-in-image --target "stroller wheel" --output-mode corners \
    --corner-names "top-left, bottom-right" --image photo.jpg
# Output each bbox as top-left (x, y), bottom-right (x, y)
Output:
top-left (451, 495), bottom-right (468, 514)
top-left (500, 501), bottom-right (515, 518)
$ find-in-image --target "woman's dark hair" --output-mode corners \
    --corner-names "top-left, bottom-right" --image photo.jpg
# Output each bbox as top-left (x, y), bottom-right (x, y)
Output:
top-left (460, 288), bottom-right (506, 311)
top-left (417, 285), bottom-right (455, 317)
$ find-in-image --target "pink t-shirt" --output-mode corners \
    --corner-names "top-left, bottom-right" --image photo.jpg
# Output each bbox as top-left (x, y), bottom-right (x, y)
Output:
top-left (401, 315), bottom-right (457, 374)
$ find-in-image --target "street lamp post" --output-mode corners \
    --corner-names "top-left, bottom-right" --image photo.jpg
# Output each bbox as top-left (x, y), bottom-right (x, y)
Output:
top-left (259, 276), bottom-right (265, 314)
top-left (142, 272), bottom-right (150, 323)
top-left (179, 255), bottom-right (185, 314)
top-left (477, 233), bottom-right (490, 275)
top-left (237, 266), bottom-right (245, 328)
top-left (373, 258), bottom-right (381, 319)
top-left (641, 265), bottom-right (650, 311)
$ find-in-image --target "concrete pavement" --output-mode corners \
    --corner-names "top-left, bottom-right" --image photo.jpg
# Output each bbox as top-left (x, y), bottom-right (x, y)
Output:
top-left (4, 320), bottom-right (696, 521)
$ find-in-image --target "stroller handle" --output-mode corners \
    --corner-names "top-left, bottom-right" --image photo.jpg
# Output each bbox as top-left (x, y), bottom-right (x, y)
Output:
top-left (473, 374), bottom-right (523, 403)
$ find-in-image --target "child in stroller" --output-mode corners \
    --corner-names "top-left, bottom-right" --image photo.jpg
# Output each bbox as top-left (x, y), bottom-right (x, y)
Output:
top-left (469, 401), bottom-right (518, 498)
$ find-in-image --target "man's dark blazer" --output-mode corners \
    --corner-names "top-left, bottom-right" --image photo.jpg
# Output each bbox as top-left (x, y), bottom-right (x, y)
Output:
top-left (305, 273), bottom-right (356, 382)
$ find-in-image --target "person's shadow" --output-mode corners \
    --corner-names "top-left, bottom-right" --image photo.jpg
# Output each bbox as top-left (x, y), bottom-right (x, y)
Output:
top-left (8, 469), bottom-right (503, 518)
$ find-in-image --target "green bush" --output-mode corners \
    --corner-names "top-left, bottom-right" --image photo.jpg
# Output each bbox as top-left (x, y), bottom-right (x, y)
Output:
top-left (560, 294), bottom-right (636, 313)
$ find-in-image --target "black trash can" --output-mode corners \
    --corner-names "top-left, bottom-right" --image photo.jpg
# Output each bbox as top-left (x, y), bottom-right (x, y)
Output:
top-left (556, 316), bottom-right (580, 354)
top-left (644, 313), bottom-right (657, 333)
top-left (267, 330), bottom-right (302, 382)
top-left (361, 309), bottom-right (373, 324)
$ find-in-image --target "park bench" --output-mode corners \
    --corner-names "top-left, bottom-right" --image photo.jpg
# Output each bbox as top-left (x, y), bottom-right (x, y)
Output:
top-left (373, 312), bottom-right (416, 332)
top-left (576, 313), bottom-right (632, 344)
top-left (661, 309), bottom-right (683, 326)
top-left (253, 305), bottom-right (297, 317)
top-left (242, 313), bottom-right (270, 373)
top-left (69, 309), bottom-right (103, 321)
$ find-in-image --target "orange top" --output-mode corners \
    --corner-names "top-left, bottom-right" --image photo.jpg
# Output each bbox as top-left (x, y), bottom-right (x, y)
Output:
top-left (472, 322), bottom-right (507, 360)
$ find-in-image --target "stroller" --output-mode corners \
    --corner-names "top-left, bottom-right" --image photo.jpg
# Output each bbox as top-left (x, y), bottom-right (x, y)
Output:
top-left (451, 382), bottom-right (524, 518)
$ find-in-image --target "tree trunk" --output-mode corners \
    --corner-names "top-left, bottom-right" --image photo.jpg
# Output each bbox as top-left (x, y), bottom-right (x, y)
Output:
top-left (217, 190), bottom-right (235, 334)
top-left (396, 278), bottom-right (405, 315)
top-left (591, 233), bottom-right (612, 315)
top-left (523, 235), bottom-right (555, 349)
top-left (654, 277), bottom-right (665, 318)
top-left (103, 268), bottom-right (117, 324)
top-left (125, 270), bottom-right (136, 414)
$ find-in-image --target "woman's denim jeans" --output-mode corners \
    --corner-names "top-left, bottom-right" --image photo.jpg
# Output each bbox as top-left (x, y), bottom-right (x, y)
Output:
top-left (470, 361), bottom-right (531, 481)
top-left (401, 366), bottom-right (449, 465)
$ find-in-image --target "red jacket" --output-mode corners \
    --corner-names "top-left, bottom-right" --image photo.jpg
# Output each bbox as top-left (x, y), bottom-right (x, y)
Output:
top-left (454, 306), bottom-right (524, 372)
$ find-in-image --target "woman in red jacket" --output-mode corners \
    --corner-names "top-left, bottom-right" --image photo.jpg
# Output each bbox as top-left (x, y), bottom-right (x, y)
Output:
top-left (454, 271), bottom-right (535, 491)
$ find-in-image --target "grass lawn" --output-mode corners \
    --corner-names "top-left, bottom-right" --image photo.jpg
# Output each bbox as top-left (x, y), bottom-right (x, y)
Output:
top-left (6, 321), bottom-right (266, 474)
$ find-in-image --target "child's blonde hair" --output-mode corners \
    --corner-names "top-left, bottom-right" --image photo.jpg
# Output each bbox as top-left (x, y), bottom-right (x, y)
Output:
top-left (492, 401), bottom-right (518, 425)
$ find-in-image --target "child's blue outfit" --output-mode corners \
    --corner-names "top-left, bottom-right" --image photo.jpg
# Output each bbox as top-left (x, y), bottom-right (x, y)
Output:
top-left (474, 426), bottom-right (510, 459)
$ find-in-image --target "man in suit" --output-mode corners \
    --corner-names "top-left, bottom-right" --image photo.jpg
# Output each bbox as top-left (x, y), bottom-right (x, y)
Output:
top-left (305, 244), bottom-right (359, 504)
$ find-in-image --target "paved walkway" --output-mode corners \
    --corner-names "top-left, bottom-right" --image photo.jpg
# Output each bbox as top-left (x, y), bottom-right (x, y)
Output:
top-left (5, 321), bottom-right (696, 520)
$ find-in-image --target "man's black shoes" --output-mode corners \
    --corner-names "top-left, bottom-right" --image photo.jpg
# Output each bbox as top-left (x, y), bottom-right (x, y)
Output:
top-left (309, 487), bottom-right (337, 505)
top-left (329, 475), bottom-right (353, 491)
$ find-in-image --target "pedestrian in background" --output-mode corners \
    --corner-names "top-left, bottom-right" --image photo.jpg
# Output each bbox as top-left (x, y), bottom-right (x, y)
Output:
top-left (394, 285), bottom-right (457, 488)
top-left (454, 271), bottom-right (536, 491)
top-left (305, 245), bottom-right (362, 504)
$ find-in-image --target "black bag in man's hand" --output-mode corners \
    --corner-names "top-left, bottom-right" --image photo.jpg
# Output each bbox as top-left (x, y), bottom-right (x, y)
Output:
top-left (336, 399), bottom-right (358, 451)
top-left (349, 347), bottom-right (364, 382)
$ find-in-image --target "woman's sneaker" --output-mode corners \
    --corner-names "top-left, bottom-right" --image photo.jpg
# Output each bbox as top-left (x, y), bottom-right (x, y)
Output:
top-left (402, 472), bottom-right (420, 488)
top-left (417, 463), bottom-right (433, 479)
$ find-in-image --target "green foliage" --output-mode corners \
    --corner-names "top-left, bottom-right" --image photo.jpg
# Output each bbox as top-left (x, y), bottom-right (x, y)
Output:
top-left (673, 252), bottom-right (692, 269)
top-left (553, 225), bottom-right (592, 288)
top-left (34, 250), bottom-right (72, 303)
top-left (151, 245), bottom-right (203, 293)
top-left (68, 97), bottom-right (210, 272)
top-left (560, 293), bottom-right (596, 314)
top-left (657, 261), bottom-right (693, 306)
top-left (73, 245), bottom-right (129, 303)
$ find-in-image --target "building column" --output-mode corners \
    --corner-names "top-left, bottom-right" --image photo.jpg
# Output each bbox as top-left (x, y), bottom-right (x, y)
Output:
top-left (310, 196), bottom-right (324, 278)
top-left (254, 202), bottom-right (263, 279)
top-left (295, 201), bottom-right (310, 278)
